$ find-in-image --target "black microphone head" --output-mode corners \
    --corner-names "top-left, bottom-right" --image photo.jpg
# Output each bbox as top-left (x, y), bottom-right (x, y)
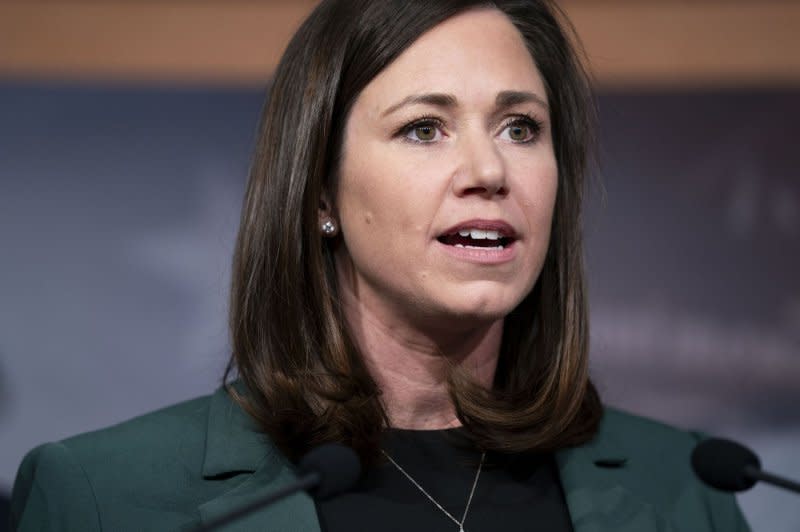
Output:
top-left (298, 444), bottom-right (361, 500)
top-left (691, 437), bottom-right (760, 492)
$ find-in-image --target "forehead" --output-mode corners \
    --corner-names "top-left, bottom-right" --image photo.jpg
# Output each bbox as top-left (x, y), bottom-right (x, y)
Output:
top-left (356, 8), bottom-right (547, 113)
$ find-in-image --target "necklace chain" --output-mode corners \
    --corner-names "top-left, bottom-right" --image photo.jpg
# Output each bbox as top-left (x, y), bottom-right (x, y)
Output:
top-left (381, 449), bottom-right (485, 531)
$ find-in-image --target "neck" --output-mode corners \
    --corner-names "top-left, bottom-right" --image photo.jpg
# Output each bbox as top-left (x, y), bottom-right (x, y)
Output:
top-left (338, 284), bottom-right (503, 430)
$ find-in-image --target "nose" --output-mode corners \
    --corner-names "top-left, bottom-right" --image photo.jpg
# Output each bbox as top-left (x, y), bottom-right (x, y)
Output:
top-left (452, 131), bottom-right (508, 199)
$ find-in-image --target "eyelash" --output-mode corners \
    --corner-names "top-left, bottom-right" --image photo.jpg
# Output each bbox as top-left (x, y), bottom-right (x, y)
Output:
top-left (397, 114), bottom-right (544, 144)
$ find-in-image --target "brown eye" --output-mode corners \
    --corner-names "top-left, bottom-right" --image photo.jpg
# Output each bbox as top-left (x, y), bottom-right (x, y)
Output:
top-left (501, 117), bottom-right (540, 143)
top-left (401, 119), bottom-right (443, 143)
top-left (508, 124), bottom-right (530, 142)
top-left (414, 125), bottom-right (437, 141)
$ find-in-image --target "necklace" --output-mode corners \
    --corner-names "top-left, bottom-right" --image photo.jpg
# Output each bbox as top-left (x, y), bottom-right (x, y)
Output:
top-left (381, 449), bottom-right (485, 532)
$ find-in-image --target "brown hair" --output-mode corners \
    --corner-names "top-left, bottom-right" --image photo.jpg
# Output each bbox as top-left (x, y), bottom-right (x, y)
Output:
top-left (226, 0), bottom-right (602, 463)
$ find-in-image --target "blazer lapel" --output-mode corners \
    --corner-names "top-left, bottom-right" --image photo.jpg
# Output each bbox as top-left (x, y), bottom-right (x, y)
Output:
top-left (556, 431), bottom-right (675, 532)
top-left (196, 461), bottom-right (321, 532)
top-left (195, 386), bottom-right (321, 532)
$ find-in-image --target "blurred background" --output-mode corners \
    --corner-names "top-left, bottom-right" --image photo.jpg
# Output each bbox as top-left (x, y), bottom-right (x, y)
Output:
top-left (0, 0), bottom-right (798, 530)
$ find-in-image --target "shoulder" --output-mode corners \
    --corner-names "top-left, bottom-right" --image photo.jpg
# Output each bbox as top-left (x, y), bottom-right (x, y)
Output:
top-left (11, 393), bottom-right (216, 531)
top-left (11, 441), bottom-right (103, 531)
top-left (60, 393), bottom-right (212, 470)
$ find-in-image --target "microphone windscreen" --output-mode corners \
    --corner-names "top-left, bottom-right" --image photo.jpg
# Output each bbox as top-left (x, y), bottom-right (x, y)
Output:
top-left (691, 437), bottom-right (760, 492)
top-left (298, 444), bottom-right (361, 500)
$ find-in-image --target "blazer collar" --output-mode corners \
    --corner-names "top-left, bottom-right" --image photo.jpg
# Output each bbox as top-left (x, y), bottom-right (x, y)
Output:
top-left (555, 411), bottom-right (676, 532)
top-left (201, 384), bottom-right (267, 478)
top-left (198, 385), bottom-right (321, 531)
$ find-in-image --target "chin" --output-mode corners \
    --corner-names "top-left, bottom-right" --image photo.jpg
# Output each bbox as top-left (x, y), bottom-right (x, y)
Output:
top-left (437, 287), bottom-right (524, 323)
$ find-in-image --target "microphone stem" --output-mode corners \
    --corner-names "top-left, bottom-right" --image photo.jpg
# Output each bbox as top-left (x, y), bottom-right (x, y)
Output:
top-left (744, 465), bottom-right (800, 494)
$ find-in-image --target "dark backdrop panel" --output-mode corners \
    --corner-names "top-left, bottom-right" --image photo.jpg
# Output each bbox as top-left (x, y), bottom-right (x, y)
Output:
top-left (585, 91), bottom-right (800, 529)
top-left (0, 84), bottom-right (797, 530)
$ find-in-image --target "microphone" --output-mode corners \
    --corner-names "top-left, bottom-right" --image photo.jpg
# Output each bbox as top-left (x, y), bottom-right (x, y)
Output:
top-left (195, 444), bottom-right (361, 531)
top-left (297, 443), bottom-right (362, 499)
top-left (691, 438), bottom-right (800, 494)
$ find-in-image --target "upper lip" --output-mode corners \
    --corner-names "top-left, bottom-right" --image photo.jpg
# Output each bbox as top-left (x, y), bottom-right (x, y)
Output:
top-left (438, 219), bottom-right (518, 239)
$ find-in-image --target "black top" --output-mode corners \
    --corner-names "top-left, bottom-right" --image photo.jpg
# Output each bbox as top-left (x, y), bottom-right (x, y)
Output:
top-left (317, 428), bottom-right (574, 532)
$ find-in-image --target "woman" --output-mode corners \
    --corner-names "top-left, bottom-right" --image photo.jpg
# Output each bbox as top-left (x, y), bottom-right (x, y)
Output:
top-left (12, 1), bottom-right (749, 531)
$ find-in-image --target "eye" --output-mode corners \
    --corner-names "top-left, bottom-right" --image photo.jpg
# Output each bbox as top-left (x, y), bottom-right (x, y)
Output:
top-left (499, 116), bottom-right (542, 143)
top-left (400, 118), bottom-right (444, 143)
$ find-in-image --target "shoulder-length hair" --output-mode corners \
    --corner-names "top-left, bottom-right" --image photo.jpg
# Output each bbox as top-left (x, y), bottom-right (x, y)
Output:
top-left (227, 0), bottom-right (602, 463)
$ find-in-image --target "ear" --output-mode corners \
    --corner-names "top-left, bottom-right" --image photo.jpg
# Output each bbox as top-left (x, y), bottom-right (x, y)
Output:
top-left (318, 191), bottom-right (334, 222)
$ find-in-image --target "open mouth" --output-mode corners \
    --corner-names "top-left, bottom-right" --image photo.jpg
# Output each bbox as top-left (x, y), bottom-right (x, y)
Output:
top-left (437, 228), bottom-right (515, 249)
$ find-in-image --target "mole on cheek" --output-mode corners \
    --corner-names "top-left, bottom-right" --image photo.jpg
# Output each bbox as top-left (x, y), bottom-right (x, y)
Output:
top-left (364, 212), bottom-right (373, 224)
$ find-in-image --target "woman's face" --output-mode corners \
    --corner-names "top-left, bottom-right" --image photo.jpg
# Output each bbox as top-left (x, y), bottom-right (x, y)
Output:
top-left (333, 8), bottom-right (558, 330)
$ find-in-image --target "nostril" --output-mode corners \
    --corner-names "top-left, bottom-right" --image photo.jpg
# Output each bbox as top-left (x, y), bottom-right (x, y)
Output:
top-left (461, 185), bottom-right (507, 197)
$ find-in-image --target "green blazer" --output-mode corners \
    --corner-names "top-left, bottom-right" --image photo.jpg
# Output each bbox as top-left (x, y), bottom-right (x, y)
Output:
top-left (11, 386), bottom-right (750, 531)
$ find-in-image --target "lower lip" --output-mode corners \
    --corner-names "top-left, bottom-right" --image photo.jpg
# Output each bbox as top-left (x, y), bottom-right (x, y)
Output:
top-left (435, 240), bottom-right (516, 264)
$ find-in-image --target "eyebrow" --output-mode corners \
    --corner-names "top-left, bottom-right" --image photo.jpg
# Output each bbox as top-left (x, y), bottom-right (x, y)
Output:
top-left (381, 90), bottom-right (549, 117)
top-left (495, 90), bottom-right (549, 110)
top-left (381, 93), bottom-right (457, 117)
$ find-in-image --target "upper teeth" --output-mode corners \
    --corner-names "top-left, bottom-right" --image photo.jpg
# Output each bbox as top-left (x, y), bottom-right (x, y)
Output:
top-left (458, 229), bottom-right (501, 240)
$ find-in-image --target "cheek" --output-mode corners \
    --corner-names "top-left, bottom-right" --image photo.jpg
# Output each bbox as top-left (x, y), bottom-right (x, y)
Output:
top-left (516, 158), bottom-right (559, 228)
top-left (338, 147), bottom-right (445, 237)
top-left (540, 170), bottom-right (559, 223)
top-left (335, 160), bottom-right (442, 304)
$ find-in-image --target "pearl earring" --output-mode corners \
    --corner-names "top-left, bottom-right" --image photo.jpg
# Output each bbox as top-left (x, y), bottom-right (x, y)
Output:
top-left (321, 219), bottom-right (337, 236)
